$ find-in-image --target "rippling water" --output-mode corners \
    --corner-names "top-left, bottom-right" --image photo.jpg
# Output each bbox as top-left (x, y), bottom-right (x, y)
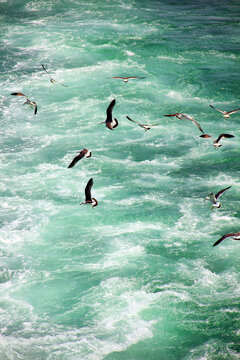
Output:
top-left (1, 1), bottom-right (240, 359)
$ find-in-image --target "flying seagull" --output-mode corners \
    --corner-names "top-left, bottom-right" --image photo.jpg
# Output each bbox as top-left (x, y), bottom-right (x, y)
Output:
top-left (42, 64), bottom-right (69, 87)
top-left (213, 232), bottom-right (240, 247)
top-left (68, 148), bottom-right (91, 168)
top-left (112, 76), bottom-right (146, 83)
top-left (100, 99), bottom-right (118, 130)
top-left (200, 133), bottom-right (234, 148)
top-left (204, 186), bottom-right (231, 210)
top-left (126, 116), bottom-right (159, 131)
top-left (80, 178), bottom-right (98, 208)
top-left (11, 92), bottom-right (37, 114)
top-left (164, 113), bottom-right (204, 133)
top-left (209, 105), bottom-right (240, 119)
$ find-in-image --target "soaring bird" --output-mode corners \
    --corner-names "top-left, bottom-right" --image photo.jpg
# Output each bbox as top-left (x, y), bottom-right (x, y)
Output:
top-left (42, 64), bottom-right (68, 87)
top-left (68, 148), bottom-right (91, 168)
top-left (204, 186), bottom-right (231, 210)
top-left (80, 178), bottom-right (98, 208)
top-left (126, 116), bottom-right (159, 131)
top-left (164, 113), bottom-right (204, 133)
top-left (112, 76), bottom-right (146, 83)
top-left (213, 232), bottom-right (240, 247)
top-left (209, 105), bottom-right (240, 119)
top-left (200, 133), bottom-right (234, 148)
top-left (100, 99), bottom-right (118, 130)
top-left (11, 92), bottom-right (37, 114)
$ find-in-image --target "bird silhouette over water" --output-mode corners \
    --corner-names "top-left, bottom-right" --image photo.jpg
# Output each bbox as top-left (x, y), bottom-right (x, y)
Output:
top-left (213, 232), bottom-right (240, 247)
top-left (204, 186), bottom-right (231, 210)
top-left (42, 64), bottom-right (69, 87)
top-left (80, 178), bottom-right (98, 208)
top-left (200, 133), bottom-right (234, 148)
top-left (11, 92), bottom-right (37, 114)
top-left (100, 99), bottom-right (118, 130)
top-left (112, 76), bottom-right (146, 83)
top-left (126, 116), bottom-right (159, 131)
top-left (209, 105), bottom-right (240, 119)
top-left (164, 113), bottom-right (204, 133)
top-left (68, 148), bottom-right (91, 168)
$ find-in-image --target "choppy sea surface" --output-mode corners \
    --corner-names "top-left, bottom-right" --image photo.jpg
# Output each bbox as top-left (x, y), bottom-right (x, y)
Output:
top-left (1, 1), bottom-right (240, 359)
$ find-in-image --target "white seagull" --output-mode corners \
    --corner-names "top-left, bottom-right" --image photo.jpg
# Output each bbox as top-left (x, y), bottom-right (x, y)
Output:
top-left (200, 133), bottom-right (234, 148)
top-left (80, 178), bottom-right (98, 208)
top-left (11, 92), bottom-right (37, 114)
top-left (68, 148), bottom-right (91, 168)
top-left (213, 232), bottom-right (240, 247)
top-left (126, 116), bottom-right (159, 131)
top-left (100, 99), bottom-right (118, 130)
top-left (204, 186), bottom-right (231, 210)
top-left (209, 105), bottom-right (240, 119)
top-left (42, 64), bottom-right (69, 87)
top-left (164, 113), bottom-right (204, 133)
top-left (112, 76), bottom-right (146, 83)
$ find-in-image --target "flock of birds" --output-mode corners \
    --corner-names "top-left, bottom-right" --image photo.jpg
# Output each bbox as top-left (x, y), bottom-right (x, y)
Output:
top-left (10, 65), bottom-right (240, 248)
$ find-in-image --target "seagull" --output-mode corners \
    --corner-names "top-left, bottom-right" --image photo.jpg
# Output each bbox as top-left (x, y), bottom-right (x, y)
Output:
top-left (80, 178), bottom-right (98, 208)
top-left (209, 105), bottom-right (240, 119)
top-left (42, 64), bottom-right (69, 87)
top-left (204, 186), bottom-right (231, 210)
top-left (112, 76), bottom-right (146, 83)
top-left (213, 232), bottom-right (240, 247)
top-left (200, 133), bottom-right (234, 148)
top-left (68, 148), bottom-right (91, 168)
top-left (164, 113), bottom-right (204, 133)
top-left (11, 92), bottom-right (37, 114)
top-left (126, 116), bottom-right (159, 131)
top-left (100, 99), bottom-right (118, 130)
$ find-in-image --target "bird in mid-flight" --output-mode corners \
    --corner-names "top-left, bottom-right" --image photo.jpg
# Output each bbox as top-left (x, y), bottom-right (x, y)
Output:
top-left (164, 113), bottom-right (204, 133)
top-left (42, 64), bottom-right (69, 87)
top-left (200, 133), bottom-right (234, 148)
top-left (68, 148), bottom-right (91, 168)
top-left (100, 99), bottom-right (118, 130)
top-left (213, 232), bottom-right (240, 247)
top-left (112, 76), bottom-right (146, 83)
top-left (126, 116), bottom-right (159, 131)
top-left (209, 105), bottom-right (240, 119)
top-left (80, 178), bottom-right (98, 208)
top-left (11, 92), bottom-right (37, 114)
top-left (204, 186), bottom-right (231, 210)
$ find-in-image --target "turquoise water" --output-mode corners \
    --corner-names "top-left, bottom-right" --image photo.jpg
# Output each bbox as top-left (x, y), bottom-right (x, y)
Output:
top-left (1, 1), bottom-right (240, 359)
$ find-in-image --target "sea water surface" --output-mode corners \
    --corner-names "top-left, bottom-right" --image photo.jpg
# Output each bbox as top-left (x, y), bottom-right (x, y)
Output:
top-left (0, 1), bottom-right (240, 359)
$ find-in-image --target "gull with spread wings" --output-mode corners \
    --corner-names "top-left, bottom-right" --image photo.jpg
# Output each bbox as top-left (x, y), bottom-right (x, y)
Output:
top-left (68, 148), bottom-right (91, 168)
top-left (42, 64), bottom-right (68, 87)
top-left (79, 178), bottom-right (98, 208)
top-left (213, 232), bottom-right (240, 247)
top-left (100, 99), bottom-right (118, 130)
top-left (126, 116), bottom-right (159, 131)
top-left (112, 76), bottom-right (146, 83)
top-left (200, 133), bottom-right (234, 148)
top-left (11, 92), bottom-right (37, 115)
top-left (204, 186), bottom-right (231, 210)
top-left (164, 113), bottom-right (204, 133)
top-left (209, 105), bottom-right (240, 119)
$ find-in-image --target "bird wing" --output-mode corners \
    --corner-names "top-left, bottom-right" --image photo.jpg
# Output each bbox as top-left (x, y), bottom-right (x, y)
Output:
top-left (191, 118), bottom-right (204, 133)
top-left (112, 77), bottom-right (124, 79)
top-left (213, 232), bottom-right (240, 247)
top-left (11, 92), bottom-right (27, 98)
top-left (42, 64), bottom-right (51, 76)
top-left (106, 99), bottom-right (116, 123)
top-left (227, 108), bottom-right (240, 115)
top-left (127, 77), bottom-right (146, 79)
top-left (68, 150), bottom-right (87, 168)
top-left (34, 103), bottom-right (37, 115)
top-left (126, 116), bottom-right (141, 125)
top-left (85, 178), bottom-right (93, 202)
top-left (51, 79), bottom-right (69, 87)
top-left (164, 113), bottom-right (180, 117)
top-left (112, 118), bottom-right (118, 129)
top-left (215, 186), bottom-right (231, 199)
top-left (216, 134), bottom-right (234, 143)
top-left (200, 134), bottom-right (213, 140)
top-left (209, 105), bottom-right (225, 114)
